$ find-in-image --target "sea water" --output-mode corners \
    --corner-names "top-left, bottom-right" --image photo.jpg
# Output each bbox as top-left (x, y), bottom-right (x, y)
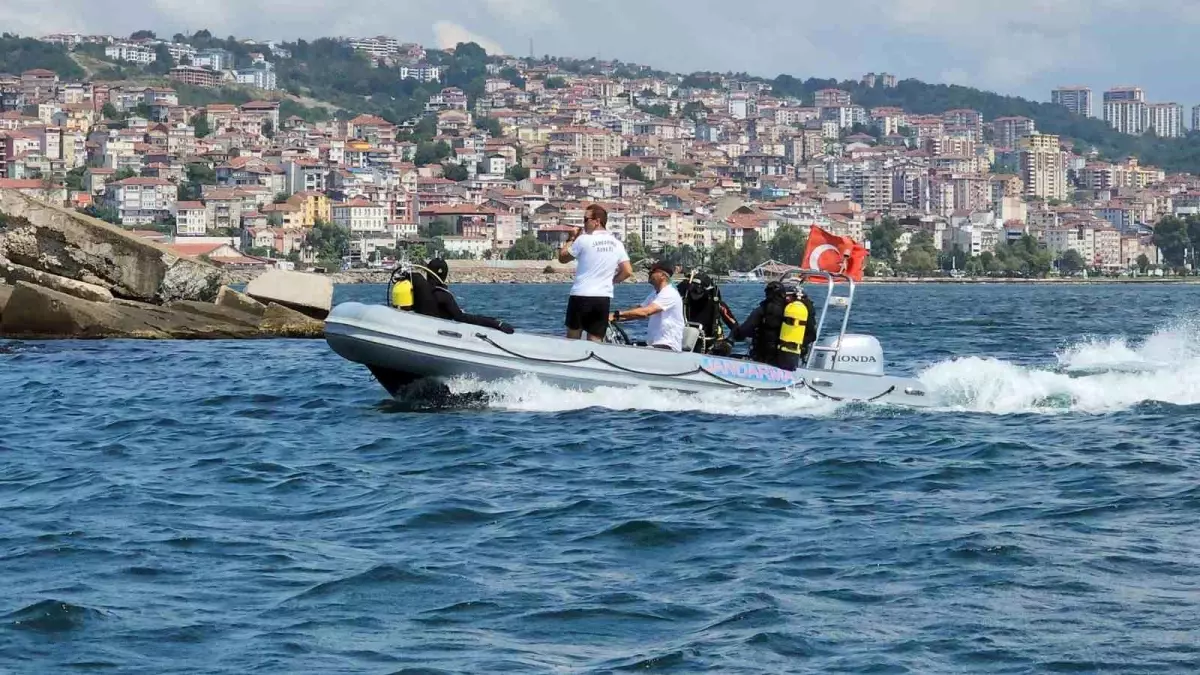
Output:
top-left (3, 283), bottom-right (1199, 673)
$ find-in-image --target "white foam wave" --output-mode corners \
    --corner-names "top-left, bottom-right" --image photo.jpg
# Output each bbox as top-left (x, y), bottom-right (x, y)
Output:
top-left (435, 321), bottom-right (1200, 417)
top-left (920, 320), bottom-right (1200, 414)
top-left (444, 374), bottom-right (845, 418)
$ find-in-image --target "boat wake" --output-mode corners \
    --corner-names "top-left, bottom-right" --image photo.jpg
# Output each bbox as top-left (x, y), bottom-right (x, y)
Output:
top-left (920, 319), bottom-right (1200, 415)
top-left (381, 320), bottom-right (1200, 418)
top-left (443, 375), bottom-right (847, 418)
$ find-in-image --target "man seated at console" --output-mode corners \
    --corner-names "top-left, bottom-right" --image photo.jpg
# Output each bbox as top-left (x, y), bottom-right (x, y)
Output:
top-left (609, 261), bottom-right (685, 351)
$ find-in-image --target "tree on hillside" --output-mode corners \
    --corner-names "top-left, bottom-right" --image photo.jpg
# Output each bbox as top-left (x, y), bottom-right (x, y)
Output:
top-left (499, 67), bottom-right (525, 89)
top-left (190, 112), bottom-right (212, 138)
top-left (442, 163), bottom-right (469, 181)
top-left (1058, 249), bottom-right (1086, 276)
top-left (868, 217), bottom-right (903, 264)
top-left (114, 167), bottom-right (138, 181)
top-left (1153, 216), bottom-right (1190, 270)
top-left (708, 240), bottom-right (738, 274)
top-left (505, 235), bottom-right (553, 260)
top-left (413, 140), bottom-right (452, 166)
top-left (543, 76), bottom-right (567, 89)
top-left (681, 101), bottom-right (711, 122)
top-left (769, 224), bottom-right (807, 266)
top-left (734, 231), bottom-right (768, 271)
top-left (148, 44), bottom-right (175, 75)
top-left (130, 30), bottom-right (156, 40)
top-left (475, 116), bottom-right (502, 138)
top-left (1136, 253), bottom-right (1151, 274)
top-left (623, 232), bottom-right (647, 262)
top-left (101, 102), bottom-right (120, 120)
top-left (64, 166), bottom-right (87, 192)
top-left (307, 219), bottom-right (350, 263)
top-left (620, 163), bottom-right (648, 182)
top-left (505, 164), bottom-right (530, 181)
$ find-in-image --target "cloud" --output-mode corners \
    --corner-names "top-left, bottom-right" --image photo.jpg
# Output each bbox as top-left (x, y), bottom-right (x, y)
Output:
top-left (1, 0), bottom-right (1198, 104)
top-left (431, 20), bottom-right (505, 55)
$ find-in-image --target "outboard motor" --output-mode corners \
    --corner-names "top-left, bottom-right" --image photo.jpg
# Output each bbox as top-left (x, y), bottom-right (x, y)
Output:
top-left (809, 334), bottom-right (885, 376)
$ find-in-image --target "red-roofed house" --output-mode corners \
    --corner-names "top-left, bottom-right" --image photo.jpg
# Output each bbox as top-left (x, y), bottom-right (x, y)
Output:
top-left (0, 178), bottom-right (67, 204)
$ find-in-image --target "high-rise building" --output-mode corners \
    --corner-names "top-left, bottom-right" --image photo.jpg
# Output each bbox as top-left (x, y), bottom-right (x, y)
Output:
top-left (993, 116), bottom-right (1037, 149)
top-left (1147, 102), bottom-right (1184, 138)
top-left (1051, 86), bottom-right (1093, 117)
top-left (1102, 87), bottom-right (1148, 134)
top-left (1193, 105), bottom-right (1200, 132)
top-left (943, 109), bottom-right (983, 136)
top-left (1019, 134), bottom-right (1066, 201)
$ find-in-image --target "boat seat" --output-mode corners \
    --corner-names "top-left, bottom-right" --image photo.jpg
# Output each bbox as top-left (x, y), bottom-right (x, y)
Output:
top-left (682, 323), bottom-right (704, 352)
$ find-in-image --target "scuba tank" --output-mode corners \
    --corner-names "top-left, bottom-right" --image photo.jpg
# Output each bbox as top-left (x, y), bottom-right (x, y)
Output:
top-left (388, 260), bottom-right (415, 310)
top-left (779, 297), bottom-right (808, 356)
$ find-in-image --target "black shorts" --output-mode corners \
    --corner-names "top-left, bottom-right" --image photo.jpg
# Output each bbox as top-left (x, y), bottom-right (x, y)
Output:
top-left (565, 295), bottom-right (610, 337)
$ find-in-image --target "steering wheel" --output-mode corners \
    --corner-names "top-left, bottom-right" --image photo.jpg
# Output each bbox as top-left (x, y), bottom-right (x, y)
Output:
top-left (605, 322), bottom-right (631, 345)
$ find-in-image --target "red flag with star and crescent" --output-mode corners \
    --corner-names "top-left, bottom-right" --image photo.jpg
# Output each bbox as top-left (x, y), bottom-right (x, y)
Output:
top-left (803, 225), bottom-right (868, 282)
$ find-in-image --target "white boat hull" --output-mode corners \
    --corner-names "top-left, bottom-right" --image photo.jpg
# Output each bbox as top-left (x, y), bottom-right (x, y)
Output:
top-left (324, 302), bottom-right (933, 406)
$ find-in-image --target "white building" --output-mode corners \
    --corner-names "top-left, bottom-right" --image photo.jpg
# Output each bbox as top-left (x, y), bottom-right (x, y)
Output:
top-left (1103, 87), bottom-right (1146, 135)
top-left (162, 42), bottom-right (197, 62)
top-left (348, 36), bottom-right (400, 59)
top-left (441, 236), bottom-right (492, 259)
top-left (193, 49), bottom-right (232, 72)
top-left (1051, 86), bottom-right (1092, 117)
top-left (1147, 103), bottom-right (1184, 138)
top-left (174, 201), bottom-right (209, 236)
top-left (399, 63), bottom-right (442, 83)
top-left (332, 199), bottom-right (388, 236)
top-left (104, 177), bottom-right (177, 225)
top-left (235, 66), bottom-right (277, 91)
top-left (105, 43), bottom-right (157, 65)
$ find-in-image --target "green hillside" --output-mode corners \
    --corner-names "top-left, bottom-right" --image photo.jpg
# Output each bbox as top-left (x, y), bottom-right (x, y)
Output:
top-left (0, 36), bottom-right (85, 79)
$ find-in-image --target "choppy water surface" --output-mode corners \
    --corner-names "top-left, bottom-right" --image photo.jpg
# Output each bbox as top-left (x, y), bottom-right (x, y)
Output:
top-left (4, 283), bottom-right (1200, 673)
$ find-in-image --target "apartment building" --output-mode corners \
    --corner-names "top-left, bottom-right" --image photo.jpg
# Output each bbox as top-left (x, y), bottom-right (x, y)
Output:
top-left (1051, 86), bottom-right (1092, 117)
top-left (104, 177), bottom-right (177, 225)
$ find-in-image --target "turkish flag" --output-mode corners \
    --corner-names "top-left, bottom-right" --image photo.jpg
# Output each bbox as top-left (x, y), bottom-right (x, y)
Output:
top-left (803, 225), bottom-right (868, 281)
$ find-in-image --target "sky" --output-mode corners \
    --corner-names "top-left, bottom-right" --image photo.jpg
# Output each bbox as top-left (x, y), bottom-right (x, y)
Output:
top-left (3, 0), bottom-right (1198, 108)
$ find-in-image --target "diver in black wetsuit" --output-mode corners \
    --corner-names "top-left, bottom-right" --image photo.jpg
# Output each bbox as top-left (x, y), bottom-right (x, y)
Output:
top-left (677, 271), bottom-right (739, 355)
top-left (419, 258), bottom-right (515, 334)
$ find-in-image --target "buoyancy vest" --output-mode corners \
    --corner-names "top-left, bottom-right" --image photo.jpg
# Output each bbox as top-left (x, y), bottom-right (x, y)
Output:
top-left (751, 297), bottom-right (787, 362)
top-left (410, 271), bottom-right (439, 316)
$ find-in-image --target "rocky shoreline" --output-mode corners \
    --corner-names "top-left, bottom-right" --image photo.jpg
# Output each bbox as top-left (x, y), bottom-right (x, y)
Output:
top-left (0, 190), bottom-right (328, 340)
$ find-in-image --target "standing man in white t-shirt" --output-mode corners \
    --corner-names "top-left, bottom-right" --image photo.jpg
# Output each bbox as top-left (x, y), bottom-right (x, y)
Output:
top-left (558, 204), bottom-right (633, 342)
top-left (609, 261), bottom-right (686, 351)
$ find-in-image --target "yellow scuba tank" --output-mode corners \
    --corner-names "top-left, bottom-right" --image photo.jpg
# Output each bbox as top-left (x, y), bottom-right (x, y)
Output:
top-left (779, 300), bottom-right (808, 355)
top-left (391, 276), bottom-right (414, 310)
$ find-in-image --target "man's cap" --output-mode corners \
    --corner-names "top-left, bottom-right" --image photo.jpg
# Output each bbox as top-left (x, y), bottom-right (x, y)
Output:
top-left (781, 279), bottom-right (802, 295)
top-left (649, 261), bottom-right (674, 277)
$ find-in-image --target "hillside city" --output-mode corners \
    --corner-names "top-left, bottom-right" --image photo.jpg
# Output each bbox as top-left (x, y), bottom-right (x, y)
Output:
top-left (3, 29), bottom-right (1200, 278)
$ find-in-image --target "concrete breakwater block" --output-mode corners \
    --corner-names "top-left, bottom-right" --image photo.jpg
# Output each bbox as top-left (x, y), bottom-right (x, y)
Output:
top-left (245, 269), bottom-right (333, 320)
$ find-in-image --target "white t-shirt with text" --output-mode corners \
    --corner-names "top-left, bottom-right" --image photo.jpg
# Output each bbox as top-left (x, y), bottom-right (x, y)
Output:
top-left (569, 231), bottom-right (629, 298)
top-left (644, 284), bottom-right (685, 351)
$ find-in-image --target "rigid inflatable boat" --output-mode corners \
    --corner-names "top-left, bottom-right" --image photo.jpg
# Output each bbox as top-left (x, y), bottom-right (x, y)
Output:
top-left (323, 271), bottom-right (933, 407)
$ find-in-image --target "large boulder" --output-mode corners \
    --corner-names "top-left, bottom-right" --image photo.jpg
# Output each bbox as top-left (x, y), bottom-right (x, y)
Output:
top-left (0, 282), bottom-right (325, 340)
top-left (258, 302), bottom-right (325, 338)
top-left (0, 282), bottom-right (12, 319)
top-left (0, 256), bottom-right (114, 303)
top-left (0, 190), bottom-right (222, 303)
top-left (245, 269), bottom-right (333, 319)
top-left (215, 285), bottom-right (266, 317)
